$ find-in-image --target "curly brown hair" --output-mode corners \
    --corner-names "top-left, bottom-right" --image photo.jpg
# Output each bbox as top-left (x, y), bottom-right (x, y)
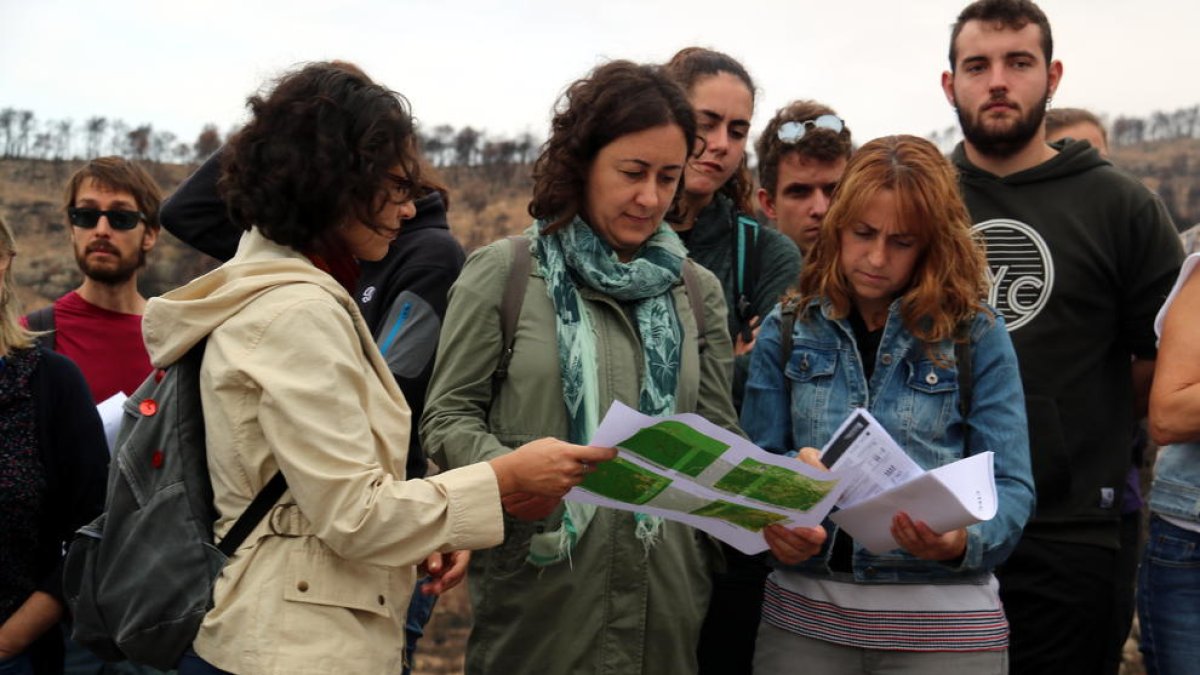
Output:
top-left (663, 47), bottom-right (756, 213)
top-left (794, 135), bottom-right (989, 346)
top-left (220, 61), bottom-right (420, 252)
top-left (529, 60), bottom-right (697, 232)
top-left (755, 100), bottom-right (853, 196)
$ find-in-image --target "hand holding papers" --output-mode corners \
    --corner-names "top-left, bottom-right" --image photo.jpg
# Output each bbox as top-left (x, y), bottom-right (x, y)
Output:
top-left (566, 402), bottom-right (847, 554)
top-left (567, 403), bottom-right (998, 556)
top-left (821, 410), bottom-right (998, 554)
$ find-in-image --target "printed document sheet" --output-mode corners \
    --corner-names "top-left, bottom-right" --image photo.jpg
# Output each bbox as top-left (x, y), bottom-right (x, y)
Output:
top-left (568, 404), bottom-right (998, 555)
top-left (566, 402), bottom-right (847, 554)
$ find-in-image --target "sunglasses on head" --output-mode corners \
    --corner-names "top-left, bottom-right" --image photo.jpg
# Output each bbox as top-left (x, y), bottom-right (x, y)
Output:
top-left (67, 207), bottom-right (144, 231)
top-left (777, 114), bottom-right (846, 144)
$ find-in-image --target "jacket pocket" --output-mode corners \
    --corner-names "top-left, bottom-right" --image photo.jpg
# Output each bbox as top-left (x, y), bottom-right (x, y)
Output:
top-left (901, 357), bottom-right (960, 443)
top-left (486, 509), bottom-right (564, 578)
top-left (784, 345), bottom-right (838, 443)
top-left (282, 550), bottom-right (393, 618)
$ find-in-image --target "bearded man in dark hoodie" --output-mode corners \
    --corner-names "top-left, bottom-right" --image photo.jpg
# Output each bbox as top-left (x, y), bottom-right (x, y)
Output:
top-left (941, 2), bottom-right (1183, 674)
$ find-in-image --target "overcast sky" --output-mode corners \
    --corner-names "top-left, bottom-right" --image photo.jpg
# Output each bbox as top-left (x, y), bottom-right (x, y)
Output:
top-left (2, 0), bottom-right (1196, 158)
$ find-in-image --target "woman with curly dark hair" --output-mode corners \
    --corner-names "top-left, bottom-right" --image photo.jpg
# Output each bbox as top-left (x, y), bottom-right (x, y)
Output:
top-left (421, 60), bottom-right (740, 674)
top-left (140, 61), bottom-right (613, 675)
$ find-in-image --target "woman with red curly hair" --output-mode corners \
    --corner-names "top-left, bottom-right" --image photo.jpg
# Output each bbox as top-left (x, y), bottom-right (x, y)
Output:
top-left (741, 135), bottom-right (1035, 674)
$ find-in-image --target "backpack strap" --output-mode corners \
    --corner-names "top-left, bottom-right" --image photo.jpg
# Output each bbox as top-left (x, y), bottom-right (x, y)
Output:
top-left (955, 322), bottom-right (974, 454)
top-left (216, 471), bottom-right (288, 557)
top-left (733, 215), bottom-right (762, 328)
top-left (778, 298), bottom-right (801, 370)
top-left (956, 338), bottom-right (973, 420)
top-left (26, 305), bottom-right (56, 351)
top-left (495, 236), bottom-right (531, 384)
top-left (681, 259), bottom-right (707, 355)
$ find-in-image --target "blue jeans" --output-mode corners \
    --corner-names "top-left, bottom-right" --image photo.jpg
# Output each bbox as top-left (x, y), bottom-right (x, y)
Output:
top-left (402, 578), bottom-right (439, 675)
top-left (0, 654), bottom-right (33, 675)
top-left (176, 651), bottom-right (232, 675)
top-left (1138, 515), bottom-right (1200, 675)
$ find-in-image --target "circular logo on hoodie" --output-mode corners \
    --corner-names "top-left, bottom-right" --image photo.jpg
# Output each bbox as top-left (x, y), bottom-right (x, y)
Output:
top-left (360, 286), bottom-right (376, 304)
top-left (972, 218), bottom-right (1055, 331)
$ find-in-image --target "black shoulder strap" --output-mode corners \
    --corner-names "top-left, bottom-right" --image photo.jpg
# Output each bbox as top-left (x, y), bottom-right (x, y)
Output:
top-left (734, 215), bottom-right (762, 324)
top-left (681, 259), bottom-right (707, 355)
top-left (956, 328), bottom-right (973, 421)
top-left (495, 236), bottom-right (531, 384)
top-left (779, 298), bottom-right (800, 370)
top-left (956, 323), bottom-right (974, 454)
top-left (26, 306), bottom-right (56, 351)
top-left (216, 471), bottom-right (287, 556)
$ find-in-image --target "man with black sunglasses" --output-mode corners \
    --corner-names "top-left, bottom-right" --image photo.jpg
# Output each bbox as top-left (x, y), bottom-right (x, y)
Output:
top-left (754, 101), bottom-right (852, 256)
top-left (23, 156), bottom-right (162, 406)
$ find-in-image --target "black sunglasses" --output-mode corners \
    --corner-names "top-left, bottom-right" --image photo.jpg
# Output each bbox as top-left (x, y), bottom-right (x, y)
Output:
top-left (67, 207), bottom-right (145, 231)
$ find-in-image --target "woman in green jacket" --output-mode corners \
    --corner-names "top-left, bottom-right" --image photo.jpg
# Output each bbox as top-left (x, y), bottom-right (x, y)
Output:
top-left (421, 60), bottom-right (740, 675)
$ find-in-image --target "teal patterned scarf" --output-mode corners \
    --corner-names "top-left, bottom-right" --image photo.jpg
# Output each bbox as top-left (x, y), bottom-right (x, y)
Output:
top-left (526, 216), bottom-right (686, 566)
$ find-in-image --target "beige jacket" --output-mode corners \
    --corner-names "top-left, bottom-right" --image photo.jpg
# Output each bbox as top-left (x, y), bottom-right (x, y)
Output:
top-left (143, 229), bottom-right (502, 674)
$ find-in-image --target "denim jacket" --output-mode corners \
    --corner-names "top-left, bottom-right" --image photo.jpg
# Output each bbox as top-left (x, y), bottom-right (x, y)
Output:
top-left (1149, 443), bottom-right (1200, 522)
top-left (1148, 254), bottom-right (1200, 523)
top-left (740, 298), bottom-right (1035, 583)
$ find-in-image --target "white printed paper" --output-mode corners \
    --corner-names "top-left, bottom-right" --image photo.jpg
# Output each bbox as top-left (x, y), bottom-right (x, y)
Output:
top-left (566, 402), bottom-right (848, 554)
top-left (96, 391), bottom-right (128, 455)
top-left (821, 409), bottom-right (999, 554)
top-left (820, 410), bottom-right (923, 507)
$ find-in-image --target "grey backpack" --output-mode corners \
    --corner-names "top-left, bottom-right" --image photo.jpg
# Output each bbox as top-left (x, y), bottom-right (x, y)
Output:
top-left (62, 341), bottom-right (286, 670)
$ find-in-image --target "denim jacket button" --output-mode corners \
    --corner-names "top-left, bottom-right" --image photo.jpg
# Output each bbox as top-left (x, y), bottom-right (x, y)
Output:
top-left (880, 354), bottom-right (893, 365)
top-left (865, 566), bottom-right (878, 578)
top-left (925, 372), bottom-right (938, 385)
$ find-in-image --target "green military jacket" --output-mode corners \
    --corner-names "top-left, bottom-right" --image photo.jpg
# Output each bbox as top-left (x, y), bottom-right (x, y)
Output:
top-left (421, 236), bottom-right (741, 675)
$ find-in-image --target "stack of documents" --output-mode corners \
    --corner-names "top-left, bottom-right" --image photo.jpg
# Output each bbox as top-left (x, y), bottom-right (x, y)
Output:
top-left (568, 402), bottom-right (997, 555)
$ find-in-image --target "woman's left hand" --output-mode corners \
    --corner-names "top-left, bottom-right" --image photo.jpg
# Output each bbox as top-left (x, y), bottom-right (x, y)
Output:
top-left (891, 512), bottom-right (967, 561)
top-left (418, 550), bottom-right (471, 596)
top-left (733, 316), bottom-right (762, 356)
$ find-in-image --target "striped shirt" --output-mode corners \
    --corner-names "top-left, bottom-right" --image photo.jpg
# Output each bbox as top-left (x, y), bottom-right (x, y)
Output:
top-left (761, 572), bottom-right (1009, 652)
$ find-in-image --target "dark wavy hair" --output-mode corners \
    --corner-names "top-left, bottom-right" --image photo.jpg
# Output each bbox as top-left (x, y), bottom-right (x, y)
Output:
top-left (950, 0), bottom-right (1053, 69)
top-left (220, 61), bottom-right (420, 252)
top-left (755, 100), bottom-right (853, 196)
top-left (663, 47), bottom-right (756, 213)
top-left (529, 60), bottom-right (697, 233)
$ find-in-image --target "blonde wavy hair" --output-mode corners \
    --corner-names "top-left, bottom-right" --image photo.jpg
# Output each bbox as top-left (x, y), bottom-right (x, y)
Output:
top-left (0, 213), bottom-right (37, 356)
top-left (793, 135), bottom-right (989, 345)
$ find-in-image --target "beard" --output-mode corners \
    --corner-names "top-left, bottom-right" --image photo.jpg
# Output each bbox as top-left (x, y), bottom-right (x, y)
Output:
top-left (956, 89), bottom-right (1050, 159)
top-left (75, 241), bottom-right (145, 285)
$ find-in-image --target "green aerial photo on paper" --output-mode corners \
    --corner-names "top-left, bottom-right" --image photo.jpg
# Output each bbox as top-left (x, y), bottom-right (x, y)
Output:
top-left (580, 457), bottom-right (672, 505)
top-left (616, 420), bottom-right (730, 477)
top-left (713, 458), bottom-right (839, 510)
top-left (690, 500), bottom-right (790, 532)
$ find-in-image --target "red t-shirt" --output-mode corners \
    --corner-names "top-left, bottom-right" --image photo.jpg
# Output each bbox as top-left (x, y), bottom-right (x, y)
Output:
top-left (23, 291), bottom-right (152, 402)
